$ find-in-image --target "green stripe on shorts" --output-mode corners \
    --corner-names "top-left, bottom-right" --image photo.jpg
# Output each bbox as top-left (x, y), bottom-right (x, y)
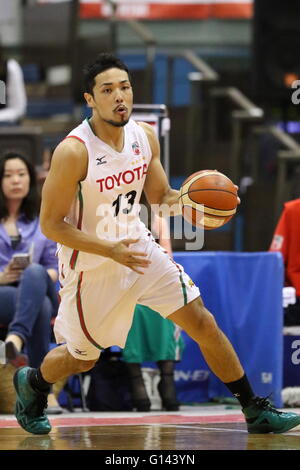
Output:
top-left (179, 273), bottom-right (188, 305)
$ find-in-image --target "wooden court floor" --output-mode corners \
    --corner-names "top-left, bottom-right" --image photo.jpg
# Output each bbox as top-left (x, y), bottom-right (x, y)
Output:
top-left (0, 407), bottom-right (300, 451)
top-left (1, 423), bottom-right (300, 451)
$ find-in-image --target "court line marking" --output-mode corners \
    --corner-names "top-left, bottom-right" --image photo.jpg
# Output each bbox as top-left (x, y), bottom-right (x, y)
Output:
top-left (160, 424), bottom-right (248, 433)
top-left (0, 414), bottom-right (245, 429)
top-left (159, 424), bottom-right (300, 436)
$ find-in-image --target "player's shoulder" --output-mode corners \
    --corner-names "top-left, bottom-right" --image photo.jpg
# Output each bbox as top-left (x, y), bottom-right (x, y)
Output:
top-left (136, 121), bottom-right (158, 153)
top-left (54, 136), bottom-right (87, 159)
top-left (50, 136), bottom-right (88, 179)
top-left (137, 120), bottom-right (156, 137)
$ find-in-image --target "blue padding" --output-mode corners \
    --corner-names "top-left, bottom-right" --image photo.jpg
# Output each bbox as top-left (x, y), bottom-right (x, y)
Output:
top-left (119, 53), bottom-right (198, 106)
top-left (119, 53), bottom-right (148, 71)
top-left (22, 64), bottom-right (42, 83)
top-left (26, 99), bottom-right (74, 117)
top-left (170, 176), bottom-right (186, 190)
top-left (173, 251), bottom-right (284, 407)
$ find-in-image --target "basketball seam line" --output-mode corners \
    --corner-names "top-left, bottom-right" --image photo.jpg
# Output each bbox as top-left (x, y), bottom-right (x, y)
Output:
top-left (181, 188), bottom-right (237, 196)
top-left (184, 209), bottom-right (233, 219)
top-left (180, 194), bottom-right (237, 212)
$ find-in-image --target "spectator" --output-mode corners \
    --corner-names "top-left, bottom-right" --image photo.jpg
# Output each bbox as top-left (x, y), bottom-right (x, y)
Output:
top-left (0, 46), bottom-right (27, 125)
top-left (269, 198), bottom-right (300, 325)
top-left (0, 152), bottom-right (61, 413)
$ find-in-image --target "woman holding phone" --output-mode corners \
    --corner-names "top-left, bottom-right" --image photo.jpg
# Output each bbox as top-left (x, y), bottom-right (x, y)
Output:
top-left (0, 152), bottom-right (61, 413)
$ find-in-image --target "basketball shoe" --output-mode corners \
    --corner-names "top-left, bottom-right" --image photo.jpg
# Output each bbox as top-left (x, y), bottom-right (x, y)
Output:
top-left (243, 396), bottom-right (300, 433)
top-left (13, 367), bottom-right (51, 435)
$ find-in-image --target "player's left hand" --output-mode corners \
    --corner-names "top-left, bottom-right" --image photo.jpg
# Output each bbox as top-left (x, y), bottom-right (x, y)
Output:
top-left (109, 238), bottom-right (151, 275)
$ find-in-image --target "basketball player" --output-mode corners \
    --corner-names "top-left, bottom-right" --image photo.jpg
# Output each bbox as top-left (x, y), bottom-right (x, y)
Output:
top-left (13, 53), bottom-right (300, 435)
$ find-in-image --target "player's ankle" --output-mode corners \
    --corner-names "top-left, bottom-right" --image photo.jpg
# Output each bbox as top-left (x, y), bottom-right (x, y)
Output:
top-left (224, 374), bottom-right (255, 408)
top-left (28, 367), bottom-right (52, 393)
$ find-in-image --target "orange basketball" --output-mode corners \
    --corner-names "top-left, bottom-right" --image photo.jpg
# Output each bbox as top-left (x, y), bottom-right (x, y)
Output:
top-left (179, 170), bottom-right (238, 230)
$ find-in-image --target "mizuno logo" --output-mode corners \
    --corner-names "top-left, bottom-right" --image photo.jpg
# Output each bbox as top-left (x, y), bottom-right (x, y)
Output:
top-left (74, 349), bottom-right (87, 356)
top-left (96, 156), bottom-right (107, 165)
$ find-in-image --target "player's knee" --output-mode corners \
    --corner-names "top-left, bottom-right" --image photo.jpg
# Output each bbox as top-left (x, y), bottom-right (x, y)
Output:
top-left (65, 350), bottom-right (97, 372)
top-left (201, 309), bottom-right (218, 334)
top-left (191, 298), bottom-right (215, 328)
top-left (190, 301), bottom-right (219, 338)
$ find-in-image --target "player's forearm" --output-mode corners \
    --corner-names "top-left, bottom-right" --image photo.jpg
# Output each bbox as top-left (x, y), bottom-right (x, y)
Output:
top-left (159, 188), bottom-right (182, 216)
top-left (42, 220), bottom-right (114, 258)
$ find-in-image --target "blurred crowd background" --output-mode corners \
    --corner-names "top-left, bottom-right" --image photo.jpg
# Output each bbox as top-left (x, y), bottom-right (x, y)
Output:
top-left (1, 0), bottom-right (300, 253)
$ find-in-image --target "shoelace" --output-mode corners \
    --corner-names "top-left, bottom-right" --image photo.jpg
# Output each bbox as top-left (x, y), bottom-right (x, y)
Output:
top-left (253, 396), bottom-right (282, 415)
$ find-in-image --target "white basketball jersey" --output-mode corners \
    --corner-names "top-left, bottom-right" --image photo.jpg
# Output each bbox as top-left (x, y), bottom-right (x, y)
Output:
top-left (58, 118), bottom-right (152, 272)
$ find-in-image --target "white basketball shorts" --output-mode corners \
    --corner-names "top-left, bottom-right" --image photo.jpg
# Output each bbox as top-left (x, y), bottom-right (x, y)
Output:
top-left (54, 234), bottom-right (200, 360)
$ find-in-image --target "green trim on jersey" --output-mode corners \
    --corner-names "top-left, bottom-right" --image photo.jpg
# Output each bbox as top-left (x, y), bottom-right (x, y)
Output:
top-left (179, 273), bottom-right (188, 305)
top-left (70, 182), bottom-right (83, 270)
top-left (85, 117), bottom-right (95, 135)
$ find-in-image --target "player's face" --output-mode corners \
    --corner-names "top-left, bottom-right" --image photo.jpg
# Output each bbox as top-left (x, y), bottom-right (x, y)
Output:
top-left (85, 67), bottom-right (133, 127)
top-left (1, 158), bottom-right (30, 201)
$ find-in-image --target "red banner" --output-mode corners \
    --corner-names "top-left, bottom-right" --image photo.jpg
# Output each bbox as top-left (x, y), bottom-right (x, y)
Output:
top-left (79, 1), bottom-right (253, 20)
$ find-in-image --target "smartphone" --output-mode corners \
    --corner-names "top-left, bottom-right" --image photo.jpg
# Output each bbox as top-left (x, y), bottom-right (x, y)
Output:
top-left (12, 253), bottom-right (31, 269)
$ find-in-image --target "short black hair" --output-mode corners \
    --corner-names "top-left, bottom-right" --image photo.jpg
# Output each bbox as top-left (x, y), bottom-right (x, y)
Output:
top-left (83, 53), bottom-right (130, 95)
top-left (0, 152), bottom-right (40, 221)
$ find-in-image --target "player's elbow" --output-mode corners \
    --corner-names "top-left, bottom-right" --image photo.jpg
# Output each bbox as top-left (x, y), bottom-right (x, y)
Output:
top-left (40, 213), bottom-right (58, 241)
top-left (40, 220), bottom-right (53, 240)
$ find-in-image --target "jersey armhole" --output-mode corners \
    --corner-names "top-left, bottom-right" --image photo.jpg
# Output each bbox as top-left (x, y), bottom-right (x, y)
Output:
top-left (64, 135), bottom-right (86, 145)
top-left (136, 122), bottom-right (153, 162)
top-left (64, 135), bottom-right (89, 183)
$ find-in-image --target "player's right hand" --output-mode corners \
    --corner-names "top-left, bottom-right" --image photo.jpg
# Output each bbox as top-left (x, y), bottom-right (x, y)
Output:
top-left (109, 238), bottom-right (151, 274)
